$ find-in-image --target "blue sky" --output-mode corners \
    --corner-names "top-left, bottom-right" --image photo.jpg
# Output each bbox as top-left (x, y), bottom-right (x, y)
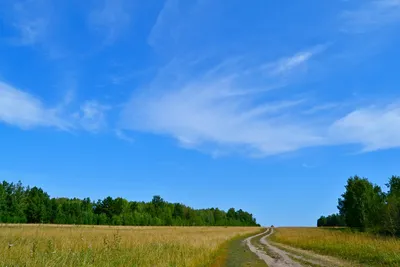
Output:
top-left (1, 0), bottom-right (400, 226)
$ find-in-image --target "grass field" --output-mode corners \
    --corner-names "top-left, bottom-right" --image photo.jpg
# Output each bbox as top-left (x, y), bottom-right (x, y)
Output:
top-left (0, 224), bottom-right (260, 267)
top-left (270, 227), bottom-right (400, 266)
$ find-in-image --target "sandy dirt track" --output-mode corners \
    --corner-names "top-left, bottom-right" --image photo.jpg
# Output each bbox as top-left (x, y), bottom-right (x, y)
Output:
top-left (245, 228), bottom-right (350, 267)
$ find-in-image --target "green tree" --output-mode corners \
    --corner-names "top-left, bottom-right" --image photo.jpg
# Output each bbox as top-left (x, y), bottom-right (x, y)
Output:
top-left (387, 176), bottom-right (400, 198)
top-left (317, 216), bottom-right (327, 227)
top-left (383, 176), bottom-right (400, 235)
top-left (338, 176), bottom-right (384, 231)
top-left (0, 183), bottom-right (7, 222)
top-left (26, 187), bottom-right (51, 223)
top-left (227, 208), bottom-right (236, 220)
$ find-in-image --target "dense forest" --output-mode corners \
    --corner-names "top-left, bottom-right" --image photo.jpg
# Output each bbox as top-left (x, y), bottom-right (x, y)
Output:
top-left (0, 180), bottom-right (259, 226)
top-left (318, 175), bottom-right (400, 235)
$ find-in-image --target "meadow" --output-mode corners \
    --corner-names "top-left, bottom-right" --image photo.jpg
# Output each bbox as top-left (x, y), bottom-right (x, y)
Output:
top-left (0, 224), bottom-right (260, 267)
top-left (270, 227), bottom-right (400, 266)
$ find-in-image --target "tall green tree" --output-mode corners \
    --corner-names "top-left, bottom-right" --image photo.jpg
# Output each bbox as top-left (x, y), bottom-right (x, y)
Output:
top-left (383, 176), bottom-right (400, 235)
top-left (317, 216), bottom-right (327, 227)
top-left (338, 176), bottom-right (384, 231)
top-left (26, 187), bottom-right (51, 223)
top-left (0, 182), bottom-right (7, 222)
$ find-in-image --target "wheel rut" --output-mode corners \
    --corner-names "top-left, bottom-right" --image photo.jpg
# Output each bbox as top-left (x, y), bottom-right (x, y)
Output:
top-left (245, 228), bottom-right (349, 267)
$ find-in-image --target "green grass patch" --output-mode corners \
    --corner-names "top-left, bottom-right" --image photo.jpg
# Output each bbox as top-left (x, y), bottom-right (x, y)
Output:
top-left (211, 230), bottom-right (266, 267)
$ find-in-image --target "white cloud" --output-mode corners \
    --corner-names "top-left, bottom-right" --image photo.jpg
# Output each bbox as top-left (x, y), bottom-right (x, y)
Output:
top-left (121, 85), bottom-right (324, 156)
top-left (341, 0), bottom-right (400, 33)
top-left (120, 52), bottom-right (327, 156)
top-left (0, 81), bottom-right (111, 133)
top-left (330, 103), bottom-right (400, 151)
top-left (268, 52), bottom-right (313, 76)
top-left (302, 103), bottom-right (341, 115)
top-left (74, 101), bottom-right (110, 132)
top-left (302, 163), bottom-right (315, 169)
top-left (147, 0), bottom-right (181, 49)
top-left (119, 39), bottom-right (400, 157)
top-left (6, 0), bottom-right (67, 58)
top-left (0, 81), bottom-right (68, 129)
top-left (115, 129), bottom-right (134, 143)
top-left (88, 0), bottom-right (132, 44)
top-left (11, 0), bottom-right (49, 46)
top-left (265, 45), bottom-right (327, 76)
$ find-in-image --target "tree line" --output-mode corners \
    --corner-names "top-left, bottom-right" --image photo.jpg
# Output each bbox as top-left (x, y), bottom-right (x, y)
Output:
top-left (317, 175), bottom-right (400, 235)
top-left (0, 180), bottom-right (259, 226)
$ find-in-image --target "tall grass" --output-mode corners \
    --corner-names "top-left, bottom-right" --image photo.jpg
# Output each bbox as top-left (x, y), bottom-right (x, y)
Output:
top-left (271, 227), bottom-right (400, 266)
top-left (0, 224), bottom-right (260, 267)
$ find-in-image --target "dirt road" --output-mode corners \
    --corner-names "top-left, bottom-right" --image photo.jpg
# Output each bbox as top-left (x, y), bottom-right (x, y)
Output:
top-left (245, 228), bottom-right (350, 267)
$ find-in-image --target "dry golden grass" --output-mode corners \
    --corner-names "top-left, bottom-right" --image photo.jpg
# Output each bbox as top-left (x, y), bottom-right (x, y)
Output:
top-left (0, 224), bottom-right (260, 267)
top-left (271, 227), bottom-right (400, 266)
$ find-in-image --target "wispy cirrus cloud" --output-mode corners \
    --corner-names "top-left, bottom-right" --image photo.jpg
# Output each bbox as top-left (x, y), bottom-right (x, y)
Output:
top-left (4, 0), bottom-right (134, 56)
top-left (0, 81), bottom-right (111, 133)
top-left (122, 89), bottom-right (323, 156)
top-left (114, 129), bottom-right (134, 143)
top-left (3, 0), bottom-right (400, 158)
top-left (126, 0), bottom-right (333, 156)
top-left (0, 81), bottom-right (69, 129)
top-left (147, 0), bottom-right (184, 49)
top-left (121, 32), bottom-right (400, 157)
top-left (120, 49), bottom-right (327, 156)
top-left (330, 103), bottom-right (400, 151)
top-left (265, 45), bottom-right (327, 77)
top-left (9, 0), bottom-right (50, 46)
top-left (3, 0), bottom-right (69, 58)
top-left (121, 60), bottom-right (400, 156)
top-left (73, 101), bottom-right (110, 132)
top-left (118, 0), bottom-right (336, 156)
top-left (341, 0), bottom-right (400, 33)
top-left (268, 51), bottom-right (314, 76)
top-left (88, 0), bottom-right (133, 45)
